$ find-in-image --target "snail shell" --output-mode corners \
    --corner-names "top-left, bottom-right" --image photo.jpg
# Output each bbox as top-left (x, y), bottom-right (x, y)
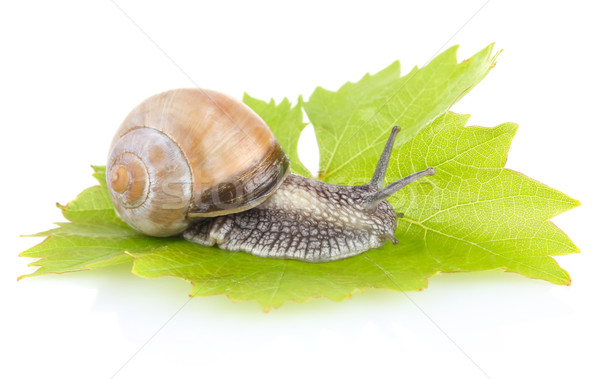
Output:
top-left (106, 89), bottom-right (289, 237)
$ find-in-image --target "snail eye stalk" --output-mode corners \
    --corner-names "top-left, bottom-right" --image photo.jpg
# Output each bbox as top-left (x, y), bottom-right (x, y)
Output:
top-left (369, 125), bottom-right (401, 189)
top-left (365, 126), bottom-right (435, 209)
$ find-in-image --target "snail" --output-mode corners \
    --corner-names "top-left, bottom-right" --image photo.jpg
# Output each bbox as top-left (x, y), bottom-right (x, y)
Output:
top-left (107, 88), bottom-right (435, 262)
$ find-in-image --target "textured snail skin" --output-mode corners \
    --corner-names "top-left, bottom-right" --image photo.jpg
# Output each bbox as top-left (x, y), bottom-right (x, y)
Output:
top-left (183, 174), bottom-right (398, 262)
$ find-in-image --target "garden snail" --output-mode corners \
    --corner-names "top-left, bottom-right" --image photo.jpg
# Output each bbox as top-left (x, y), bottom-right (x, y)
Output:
top-left (107, 88), bottom-right (435, 262)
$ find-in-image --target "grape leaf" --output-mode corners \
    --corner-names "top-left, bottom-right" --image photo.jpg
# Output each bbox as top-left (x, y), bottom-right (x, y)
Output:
top-left (243, 94), bottom-right (310, 177)
top-left (303, 43), bottom-right (499, 182)
top-left (19, 45), bottom-right (579, 311)
top-left (386, 112), bottom-right (578, 284)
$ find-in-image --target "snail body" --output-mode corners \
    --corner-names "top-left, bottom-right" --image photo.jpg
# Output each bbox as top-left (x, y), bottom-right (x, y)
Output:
top-left (107, 88), bottom-right (435, 262)
top-left (184, 174), bottom-right (398, 262)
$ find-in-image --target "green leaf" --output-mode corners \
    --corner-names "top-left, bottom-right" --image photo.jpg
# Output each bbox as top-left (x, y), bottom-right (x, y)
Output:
top-left (386, 112), bottom-right (578, 285)
top-left (20, 167), bottom-right (154, 278)
top-left (129, 240), bottom-right (435, 310)
top-left (19, 45), bottom-right (579, 311)
top-left (303, 44), bottom-right (499, 182)
top-left (243, 94), bottom-right (310, 177)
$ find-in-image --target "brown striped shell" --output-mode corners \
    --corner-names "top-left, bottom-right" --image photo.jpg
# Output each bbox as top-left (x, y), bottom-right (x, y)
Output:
top-left (106, 88), bottom-right (290, 237)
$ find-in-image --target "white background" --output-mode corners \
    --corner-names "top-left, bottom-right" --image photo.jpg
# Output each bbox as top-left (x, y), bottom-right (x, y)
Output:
top-left (1, 1), bottom-right (598, 378)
